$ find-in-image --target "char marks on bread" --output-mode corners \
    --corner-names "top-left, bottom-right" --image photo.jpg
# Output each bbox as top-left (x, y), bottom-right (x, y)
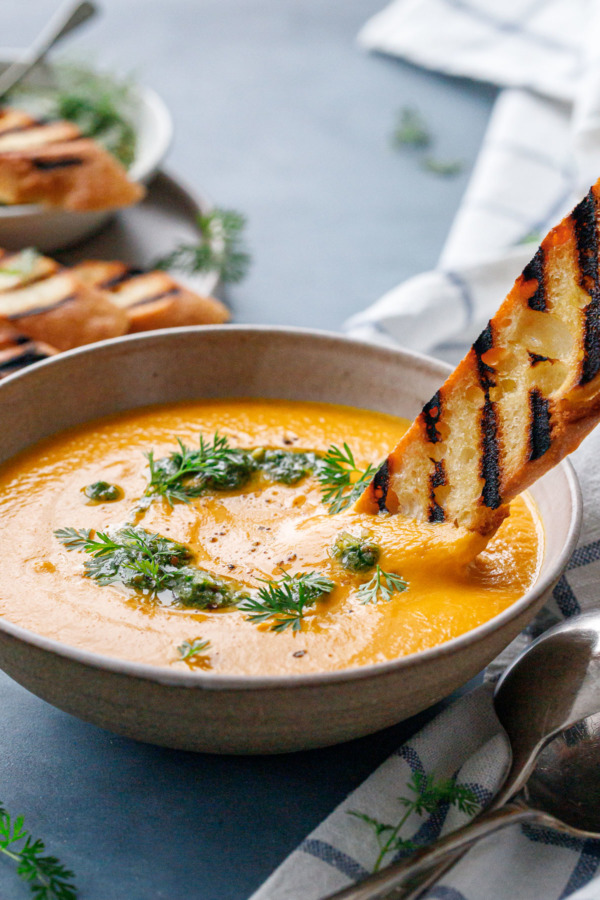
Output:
top-left (0, 248), bottom-right (229, 359)
top-left (356, 178), bottom-right (600, 535)
top-left (71, 260), bottom-right (229, 330)
top-left (0, 250), bottom-right (128, 350)
top-left (0, 105), bottom-right (143, 211)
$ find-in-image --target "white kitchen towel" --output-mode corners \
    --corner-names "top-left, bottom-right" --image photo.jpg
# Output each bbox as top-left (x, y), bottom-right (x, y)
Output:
top-left (251, 2), bottom-right (600, 899)
top-left (347, 0), bottom-right (600, 363)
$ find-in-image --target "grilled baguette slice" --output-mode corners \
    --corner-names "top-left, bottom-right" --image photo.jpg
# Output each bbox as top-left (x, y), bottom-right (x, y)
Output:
top-left (0, 107), bottom-right (144, 211)
top-left (71, 260), bottom-right (230, 330)
top-left (0, 253), bottom-right (128, 351)
top-left (0, 248), bottom-right (60, 289)
top-left (357, 179), bottom-right (600, 535)
top-left (0, 108), bottom-right (38, 134)
top-left (0, 332), bottom-right (57, 379)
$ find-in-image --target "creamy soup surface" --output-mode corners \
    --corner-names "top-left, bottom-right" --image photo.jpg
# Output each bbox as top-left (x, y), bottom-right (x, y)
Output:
top-left (0, 399), bottom-right (543, 675)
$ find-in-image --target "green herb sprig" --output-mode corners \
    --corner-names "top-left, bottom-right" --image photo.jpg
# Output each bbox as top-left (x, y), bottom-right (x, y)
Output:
top-left (154, 208), bottom-right (250, 284)
top-left (422, 156), bottom-right (463, 177)
top-left (356, 565), bottom-right (408, 604)
top-left (240, 571), bottom-right (334, 632)
top-left (391, 106), bottom-right (464, 178)
top-left (316, 444), bottom-right (378, 514)
top-left (82, 481), bottom-right (122, 503)
top-left (392, 107), bottom-right (431, 149)
top-left (0, 801), bottom-right (77, 899)
top-left (55, 526), bottom-right (244, 609)
top-left (177, 638), bottom-right (211, 662)
top-left (145, 434), bottom-right (256, 506)
top-left (144, 435), bottom-right (322, 506)
top-left (256, 448), bottom-right (320, 485)
top-left (349, 771), bottom-right (479, 872)
top-left (331, 531), bottom-right (380, 572)
top-left (55, 526), bottom-right (190, 590)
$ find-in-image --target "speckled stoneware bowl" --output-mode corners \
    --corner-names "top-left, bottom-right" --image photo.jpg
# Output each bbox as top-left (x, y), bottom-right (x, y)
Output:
top-left (0, 327), bottom-right (582, 754)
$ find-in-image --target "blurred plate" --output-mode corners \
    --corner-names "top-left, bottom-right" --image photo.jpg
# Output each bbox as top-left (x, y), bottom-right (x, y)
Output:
top-left (59, 169), bottom-right (220, 297)
top-left (0, 53), bottom-right (172, 252)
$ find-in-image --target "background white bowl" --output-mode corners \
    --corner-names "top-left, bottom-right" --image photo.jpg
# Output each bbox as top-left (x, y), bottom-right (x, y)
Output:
top-left (0, 54), bottom-right (172, 252)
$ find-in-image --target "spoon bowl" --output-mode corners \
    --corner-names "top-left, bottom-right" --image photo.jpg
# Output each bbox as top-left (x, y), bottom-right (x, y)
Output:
top-left (526, 712), bottom-right (600, 834)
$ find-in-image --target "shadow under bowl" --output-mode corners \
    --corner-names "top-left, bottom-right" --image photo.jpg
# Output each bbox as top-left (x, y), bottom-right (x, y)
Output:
top-left (0, 326), bottom-right (582, 753)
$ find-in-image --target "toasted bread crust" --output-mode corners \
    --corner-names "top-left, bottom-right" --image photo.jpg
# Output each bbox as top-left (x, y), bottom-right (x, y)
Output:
top-left (0, 249), bottom-right (229, 364)
top-left (357, 180), bottom-right (600, 534)
top-left (70, 261), bottom-right (230, 329)
top-left (0, 257), bottom-right (128, 351)
top-left (0, 107), bottom-right (144, 211)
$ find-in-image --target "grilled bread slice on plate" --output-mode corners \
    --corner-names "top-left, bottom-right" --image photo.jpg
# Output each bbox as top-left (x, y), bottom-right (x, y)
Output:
top-left (71, 260), bottom-right (229, 329)
top-left (0, 250), bottom-right (128, 351)
top-left (357, 179), bottom-right (600, 536)
top-left (0, 106), bottom-right (144, 211)
top-left (0, 328), bottom-right (57, 379)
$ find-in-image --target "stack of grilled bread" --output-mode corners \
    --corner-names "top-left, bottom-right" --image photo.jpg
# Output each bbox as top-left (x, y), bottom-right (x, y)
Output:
top-left (357, 178), bottom-right (600, 537)
top-left (0, 106), bottom-right (143, 211)
top-left (0, 248), bottom-right (228, 378)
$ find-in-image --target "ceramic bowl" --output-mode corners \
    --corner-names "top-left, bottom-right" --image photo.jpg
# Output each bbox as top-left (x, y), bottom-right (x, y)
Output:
top-left (0, 327), bottom-right (582, 754)
top-left (0, 55), bottom-right (172, 252)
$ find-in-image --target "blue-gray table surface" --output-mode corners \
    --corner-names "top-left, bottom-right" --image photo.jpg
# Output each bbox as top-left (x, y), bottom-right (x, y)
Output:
top-left (0, 1), bottom-right (495, 897)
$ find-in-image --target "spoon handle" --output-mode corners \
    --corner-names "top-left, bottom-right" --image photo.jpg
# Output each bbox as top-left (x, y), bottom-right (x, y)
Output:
top-left (0, 0), bottom-right (98, 98)
top-left (322, 801), bottom-right (564, 900)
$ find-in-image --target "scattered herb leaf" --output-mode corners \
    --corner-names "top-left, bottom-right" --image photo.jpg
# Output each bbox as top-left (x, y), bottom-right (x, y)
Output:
top-left (240, 571), bottom-right (334, 632)
top-left (0, 801), bottom-right (77, 899)
top-left (331, 531), bottom-right (379, 572)
top-left (349, 771), bottom-right (479, 872)
top-left (392, 107), bottom-right (431, 149)
top-left (356, 565), bottom-right (408, 604)
top-left (177, 638), bottom-right (211, 661)
top-left (421, 156), bottom-right (463, 177)
top-left (315, 443), bottom-right (378, 514)
top-left (519, 230), bottom-right (542, 245)
top-left (154, 208), bottom-right (251, 283)
top-left (82, 481), bottom-right (122, 502)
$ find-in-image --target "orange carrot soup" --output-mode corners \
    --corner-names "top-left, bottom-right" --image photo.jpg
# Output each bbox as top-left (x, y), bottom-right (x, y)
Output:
top-left (0, 398), bottom-right (543, 674)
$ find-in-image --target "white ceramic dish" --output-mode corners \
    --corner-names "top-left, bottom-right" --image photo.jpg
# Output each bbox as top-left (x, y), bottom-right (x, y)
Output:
top-left (0, 327), bottom-right (582, 754)
top-left (0, 54), bottom-right (172, 252)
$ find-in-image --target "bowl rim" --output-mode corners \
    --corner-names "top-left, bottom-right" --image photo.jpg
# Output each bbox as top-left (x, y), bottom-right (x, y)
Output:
top-left (0, 325), bottom-right (583, 690)
top-left (0, 52), bottom-right (173, 216)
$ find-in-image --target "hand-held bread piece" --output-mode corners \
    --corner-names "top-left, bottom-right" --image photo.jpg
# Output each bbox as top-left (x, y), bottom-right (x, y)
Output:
top-left (357, 178), bottom-right (600, 535)
top-left (70, 260), bottom-right (230, 330)
top-left (0, 106), bottom-right (144, 211)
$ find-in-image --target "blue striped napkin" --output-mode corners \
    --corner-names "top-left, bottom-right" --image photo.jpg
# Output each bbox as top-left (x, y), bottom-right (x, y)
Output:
top-left (251, 1), bottom-right (600, 898)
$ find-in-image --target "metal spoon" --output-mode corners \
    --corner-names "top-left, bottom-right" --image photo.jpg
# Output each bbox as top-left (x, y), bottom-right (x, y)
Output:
top-left (324, 611), bottom-right (600, 900)
top-left (0, 0), bottom-right (98, 100)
